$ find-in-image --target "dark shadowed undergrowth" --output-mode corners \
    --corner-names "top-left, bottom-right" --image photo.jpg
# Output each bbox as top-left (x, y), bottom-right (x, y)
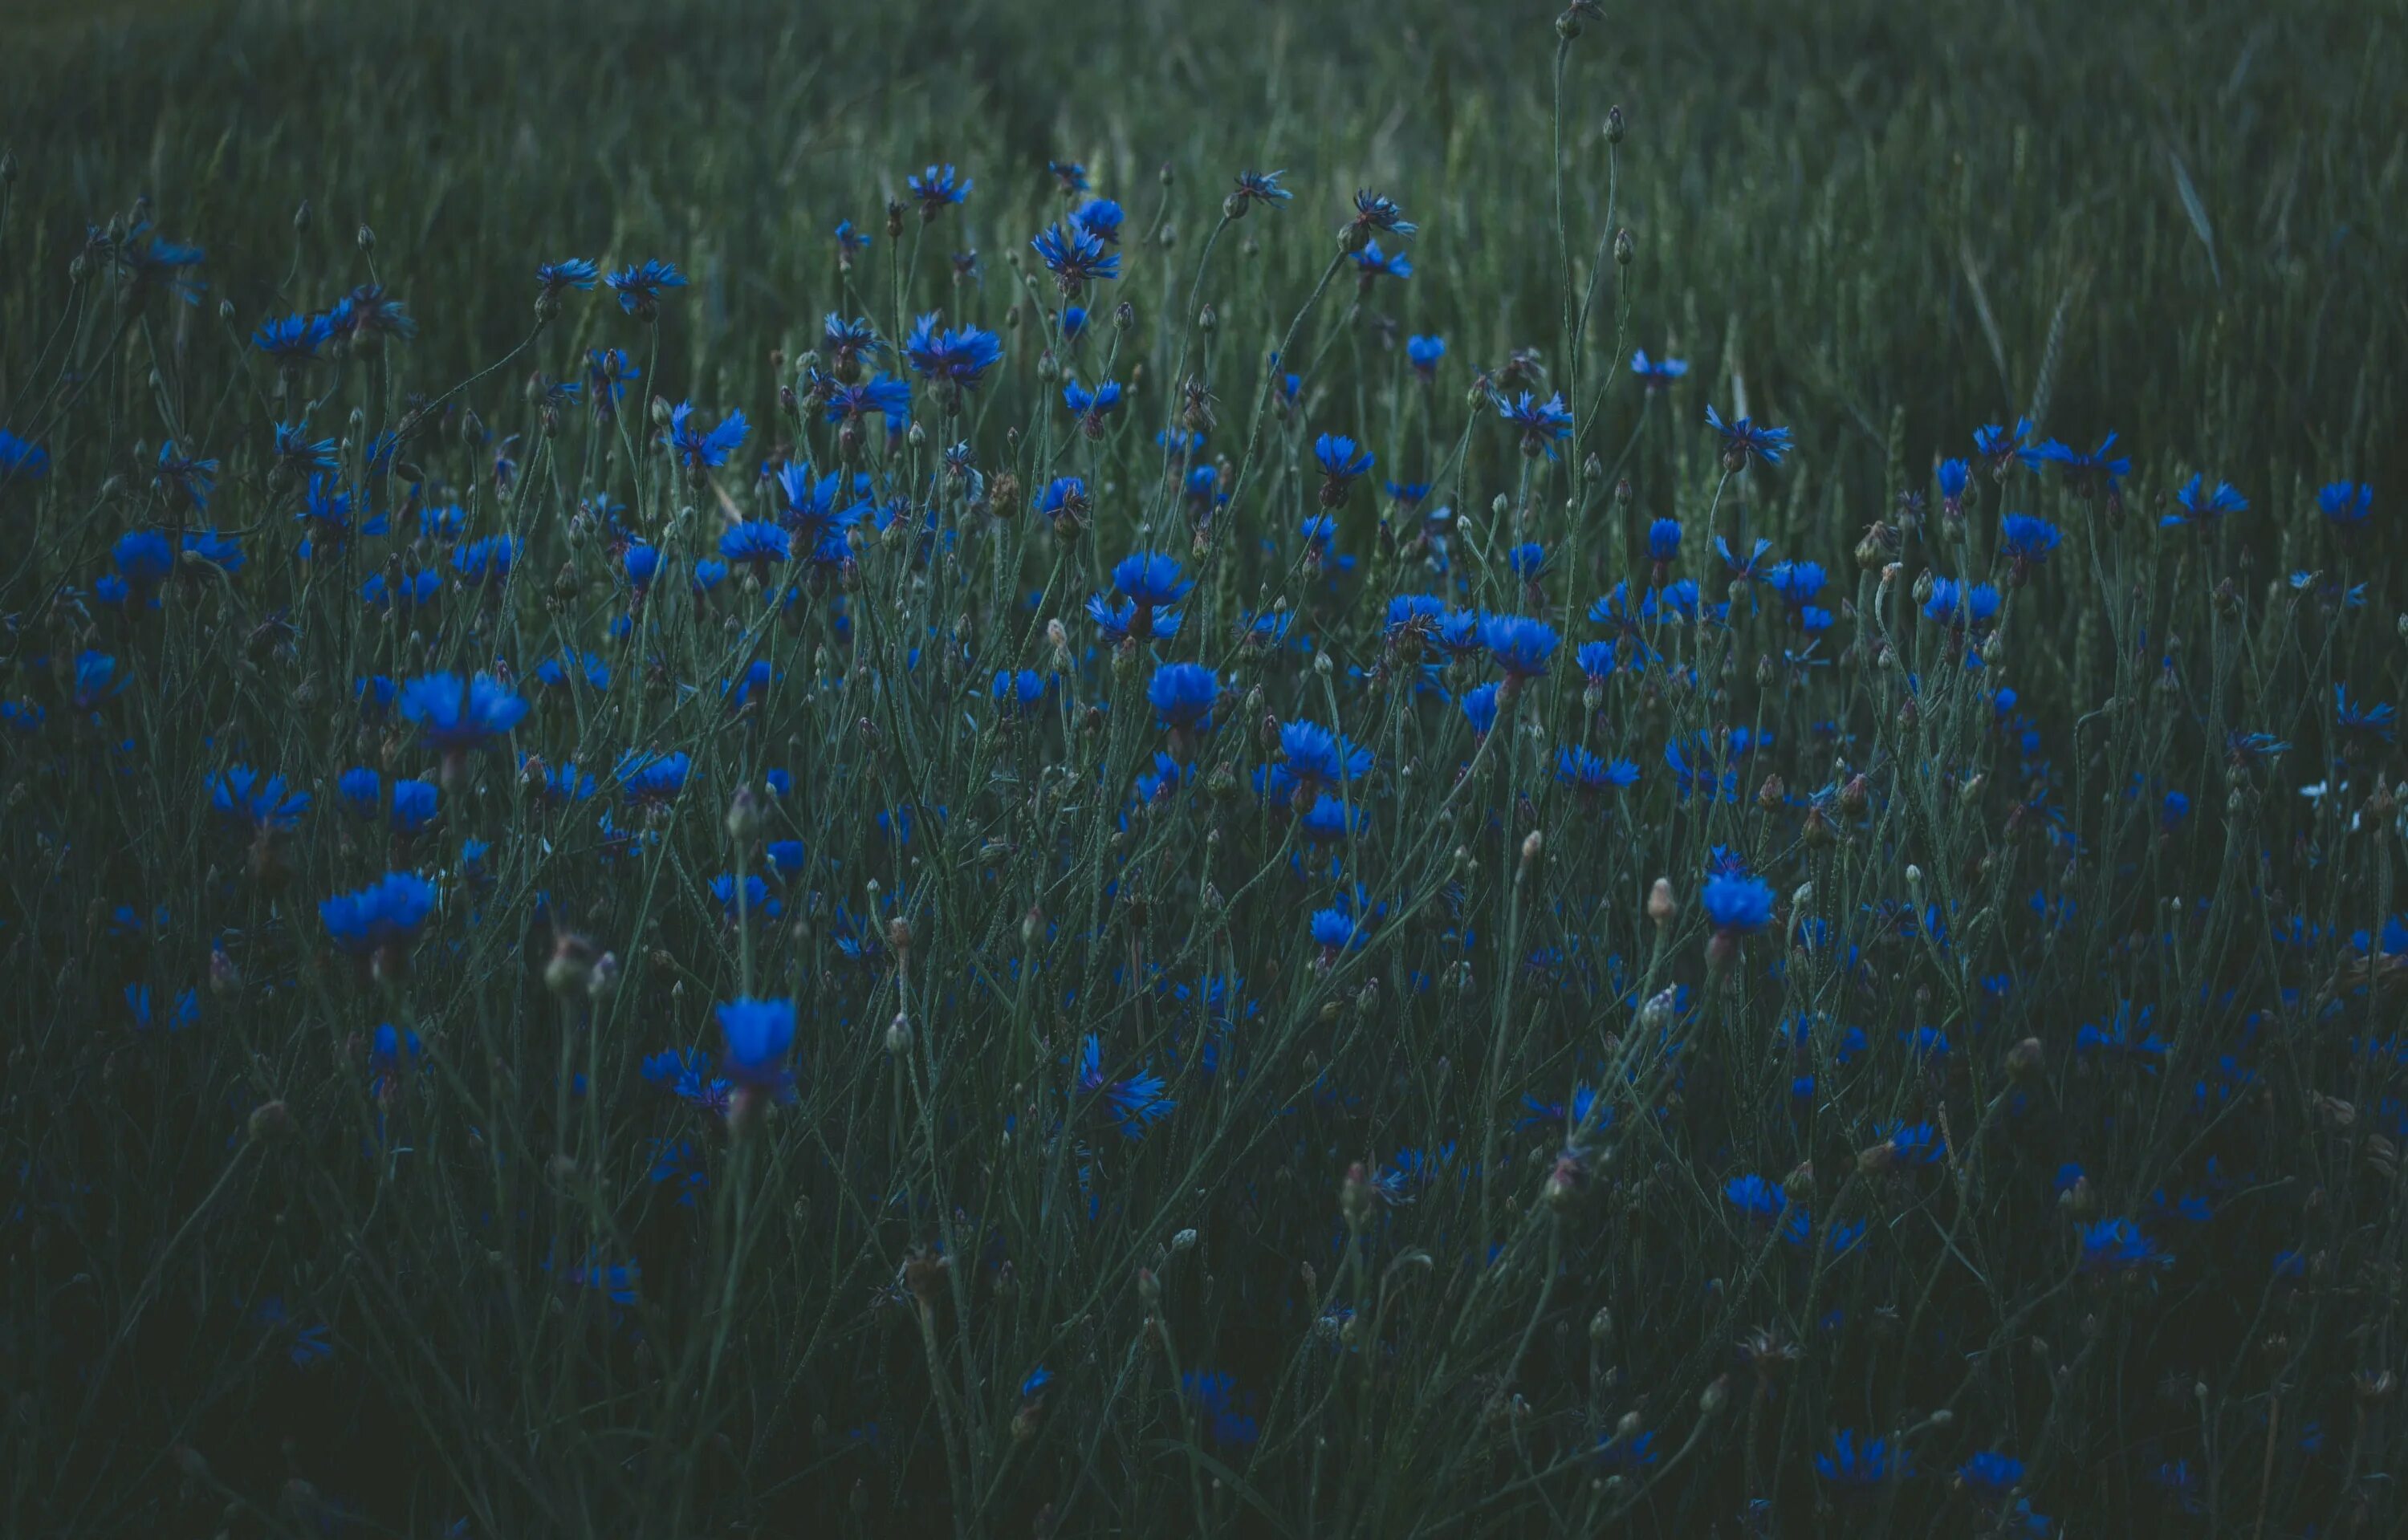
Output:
top-left (3, 1), bottom-right (2406, 1535)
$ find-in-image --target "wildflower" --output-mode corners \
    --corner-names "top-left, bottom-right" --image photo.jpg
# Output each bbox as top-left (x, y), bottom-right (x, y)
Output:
top-left (273, 420), bottom-right (339, 477)
top-left (821, 312), bottom-right (882, 374)
top-left (1556, 746), bottom-right (1638, 796)
top-left (1035, 475), bottom-right (1088, 532)
top-left (319, 872), bottom-right (437, 959)
top-left (1706, 404), bottom-right (1792, 469)
top-left (1077, 1036), bottom-right (1174, 1138)
top-left (2161, 790), bottom-right (2191, 831)
top-left (1031, 221), bottom-right (1121, 295)
top-left (110, 530), bottom-right (173, 603)
top-left (715, 998), bottom-right (795, 1091)
top-left (1576, 640), bottom-right (1617, 685)
top-left (2162, 473), bottom-right (2247, 528)
top-left (1497, 391), bottom-right (1573, 457)
top-left (1149, 662), bottom-right (1218, 732)
top-left (2078, 1217), bottom-right (2172, 1274)
top-left (210, 766), bottom-right (311, 831)
top-left (2225, 730), bottom-right (2288, 772)
top-left (2318, 481), bottom-right (2372, 528)
top-left (1352, 239), bottom-right (1411, 289)
top-left (584, 347), bottom-right (641, 416)
top-left (1310, 906), bottom-right (1365, 955)
top-left (1973, 417), bottom-right (2034, 471)
top-left (824, 373), bottom-right (913, 430)
top-left (1181, 1371), bottom-right (1259, 1448)
top-left (1480, 613), bottom-right (1559, 682)
top-left (1702, 873), bottom-right (1775, 969)
top-left (1999, 513), bottom-right (2060, 581)
top-left (1461, 682), bottom-right (1500, 737)
top-left (905, 313), bottom-right (1004, 391)
top-left (1312, 433), bottom-right (1374, 506)
top-left (397, 672), bottom-right (530, 757)
top-left (1406, 334), bottom-right (1446, 378)
top-left (1280, 720), bottom-right (1373, 794)
top-left (1765, 559), bottom-right (1826, 610)
top-left (79, 652), bottom-right (130, 713)
top-left (1061, 378), bottom-right (1125, 437)
top-left (1230, 169), bottom-right (1291, 212)
top-left (0, 429), bottom-right (50, 487)
top-left (1935, 457), bottom-right (1971, 518)
top-left (1346, 189), bottom-right (1418, 242)
top-left (253, 311), bottom-right (332, 364)
top-left (1630, 349), bottom-right (1688, 388)
top-left (1817, 1430), bottom-right (1910, 1489)
top-left (535, 257), bottom-right (600, 298)
top-left (906, 163), bottom-right (973, 219)
top-left (1048, 159), bottom-right (1089, 193)
top-left (719, 521), bottom-right (792, 569)
top-left (617, 750), bottom-right (693, 803)
top-left (1300, 514), bottom-right (1354, 574)
top-left (1723, 1173), bottom-right (1787, 1221)
top-left (665, 403), bottom-right (748, 471)
top-left (325, 283), bottom-right (414, 344)
top-left (1088, 551), bottom-right (1190, 643)
top-left (832, 220), bottom-right (872, 266)
top-left (97, 219), bottom-right (208, 303)
top-left (450, 535), bottom-right (519, 586)
top-left (1923, 577), bottom-right (2002, 632)
top-left (2337, 685), bottom-right (2397, 744)
top-left (2022, 432), bottom-right (2129, 498)
top-left (603, 258), bottom-right (685, 319)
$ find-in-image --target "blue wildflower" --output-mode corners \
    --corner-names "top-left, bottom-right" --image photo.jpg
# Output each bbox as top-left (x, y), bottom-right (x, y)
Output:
top-left (1703, 873), bottom-right (1776, 933)
top-left (1406, 334), bottom-right (1446, 378)
top-left (1706, 404), bottom-right (1792, 468)
top-left (906, 163), bottom-right (973, 218)
top-left (2078, 1217), bottom-right (2172, 1274)
top-left (535, 257), bottom-right (600, 296)
top-left (211, 766), bottom-right (310, 831)
top-left (1497, 391), bottom-right (1573, 457)
top-left (397, 672), bottom-right (530, 756)
top-left (603, 259), bottom-right (686, 319)
top-left (2318, 481), bottom-right (2372, 528)
top-left (1032, 221), bottom-right (1120, 295)
top-left (1231, 169), bottom-right (1291, 209)
top-left (1149, 662), bottom-right (1218, 732)
top-left (319, 872), bottom-right (437, 958)
top-left (666, 403), bottom-right (748, 470)
top-left (1630, 349), bottom-right (1688, 388)
top-left (715, 998), bottom-right (795, 1091)
top-left (905, 312), bottom-right (1003, 389)
top-left (1077, 1035), bottom-right (1174, 1138)
top-left (1312, 433), bottom-right (1374, 505)
top-left (2162, 473), bottom-right (2247, 528)
top-left (1816, 1429), bottom-right (1910, 1489)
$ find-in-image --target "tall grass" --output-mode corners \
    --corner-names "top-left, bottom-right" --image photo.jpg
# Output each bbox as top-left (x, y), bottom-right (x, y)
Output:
top-left (3, 1), bottom-right (2404, 1535)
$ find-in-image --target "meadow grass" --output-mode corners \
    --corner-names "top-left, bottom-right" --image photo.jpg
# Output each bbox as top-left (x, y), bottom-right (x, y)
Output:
top-left (3, 1), bottom-right (2406, 1535)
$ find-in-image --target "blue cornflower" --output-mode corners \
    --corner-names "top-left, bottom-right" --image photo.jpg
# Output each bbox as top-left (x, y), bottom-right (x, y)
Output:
top-left (1714, 534), bottom-right (1773, 582)
top-left (2318, 481), bottom-right (2372, 528)
top-left (905, 313), bottom-right (1003, 389)
top-left (1702, 873), bottom-right (1776, 933)
top-left (1461, 681), bottom-right (1500, 737)
top-left (397, 672), bottom-right (530, 756)
top-left (1049, 159), bottom-right (1090, 192)
top-left (1576, 640), bottom-right (1617, 684)
top-left (1182, 1371), bottom-right (1260, 1448)
top-left (178, 528), bottom-right (240, 573)
top-left (1070, 197), bottom-right (1124, 243)
top-left (1348, 189), bottom-right (1418, 239)
top-left (1765, 560), bottom-right (1826, 608)
top-left (1352, 239), bottom-right (1411, 286)
top-left (715, 998), bottom-right (795, 1091)
top-left (1298, 514), bottom-right (1354, 575)
top-left (449, 535), bottom-right (519, 585)
top-left (274, 420), bottom-right (339, 476)
top-left (584, 347), bottom-right (641, 416)
top-left (1280, 720), bottom-right (1373, 792)
top-left (1630, 349), bottom-right (1688, 388)
top-left (2162, 473), bottom-right (2248, 528)
top-left (824, 373), bottom-right (913, 430)
top-left (1507, 542), bottom-right (1550, 583)
top-left (1062, 378), bottom-right (1125, 434)
top-left (1706, 404), bottom-right (1792, 468)
top-left (906, 163), bottom-right (973, 218)
top-left (1556, 746), bottom-right (1639, 794)
top-left (1873, 1119), bottom-right (1946, 1167)
top-left (535, 650), bottom-right (610, 692)
top-left (720, 521), bottom-right (792, 568)
top-left (603, 259), bottom-right (686, 318)
top-left (1973, 417), bottom-right (2034, 469)
top-left (821, 312), bottom-right (882, 370)
top-left (112, 530), bottom-right (173, 598)
top-left (1312, 433), bottom-right (1374, 506)
top-left (1479, 613), bottom-right (1559, 680)
top-left (1497, 391), bottom-right (1574, 457)
top-left (1641, 520), bottom-right (1683, 575)
top-left (253, 311), bottom-right (332, 363)
top-left (617, 750), bottom-right (693, 803)
top-left (1406, 334), bottom-right (1446, 378)
top-left (2022, 432), bottom-right (2129, 497)
top-left (325, 283), bottom-right (414, 344)
top-left (1, 429), bottom-right (51, 487)
top-left (1723, 1173), bottom-right (1787, 1221)
top-left (1310, 906), bottom-right (1365, 953)
top-left (1937, 457), bottom-right (1971, 510)
top-left (2162, 790), bottom-right (2191, 831)
top-left (832, 220), bottom-right (872, 265)
top-left (1999, 513), bottom-right (2060, 575)
top-left (623, 544), bottom-right (662, 590)
top-left (535, 257), bottom-right (600, 296)
top-left (2078, 1217), bottom-right (2172, 1274)
top-left (1230, 169), bottom-right (1291, 209)
top-left (1031, 221), bottom-right (1121, 295)
top-left (2337, 685), bottom-right (2397, 743)
top-left (99, 218), bottom-right (208, 303)
top-left (1923, 577), bottom-right (2002, 630)
top-left (1385, 594), bottom-right (1448, 643)
top-left (994, 668), bottom-right (1047, 715)
top-left (1089, 551), bottom-right (1190, 643)
top-left (210, 766), bottom-right (310, 831)
top-left (2077, 1002), bottom-right (2168, 1065)
top-left (1035, 476), bottom-right (1088, 526)
top-left (319, 872), bottom-right (437, 958)
top-left (1817, 1430), bottom-right (1910, 1489)
top-left (2226, 730), bottom-right (2289, 771)
top-left (1077, 1035), bottom-right (1174, 1138)
top-left (126, 984), bottom-right (200, 1033)
top-left (1149, 662), bottom-right (1218, 732)
top-left (1957, 1448), bottom-right (2027, 1493)
top-left (666, 403), bottom-right (748, 470)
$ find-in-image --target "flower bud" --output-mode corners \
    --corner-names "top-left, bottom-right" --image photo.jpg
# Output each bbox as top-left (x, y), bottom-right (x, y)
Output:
top-left (1647, 877), bottom-right (1677, 926)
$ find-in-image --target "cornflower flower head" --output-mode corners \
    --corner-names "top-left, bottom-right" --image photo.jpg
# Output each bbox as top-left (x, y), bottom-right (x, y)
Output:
top-left (1556, 746), bottom-right (1639, 798)
top-left (1148, 662), bottom-right (1218, 733)
top-left (450, 534), bottom-right (519, 586)
top-left (1077, 1036), bottom-right (1174, 1139)
top-left (2336, 685), bottom-right (2397, 745)
top-left (397, 672), bottom-right (530, 777)
top-left (584, 347), bottom-right (641, 417)
top-left (616, 750), bottom-right (693, 804)
top-left (1461, 681), bottom-right (1500, 737)
top-left (603, 258), bottom-right (685, 319)
top-left (1645, 518), bottom-right (1683, 572)
top-left (1816, 1430), bottom-right (1910, 1489)
top-left (832, 220), bottom-right (872, 267)
top-left (906, 163), bottom-right (972, 219)
top-left (821, 312), bottom-right (882, 375)
top-left (1999, 513), bottom-right (2060, 581)
top-left (319, 872), bottom-right (437, 966)
top-left (2318, 481), bottom-right (2372, 529)
top-left (1352, 239), bottom-right (1411, 289)
top-left (1312, 433), bottom-right (1374, 506)
top-left (1479, 612), bottom-right (1559, 684)
top-left (720, 520), bottom-right (792, 569)
top-left (325, 283), bottom-right (414, 344)
top-left (993, 668), bottom-right (1047, 718)
top-left (534, 257), bottom-right (599, 300)
top-left (665, 402), bottom-right (748, 471)
top-left (1497, 390), bottom-right (1573, 457)
top-left (1922, 576), bottom-right (2002, 633)
top-left (1706, 404), bottom-right (1792, 469)
top-left (1061, 378), bottom-right (1125, 437)
top-left (1031, 221), bottom-right (1120, 295)
top-left (112, 530), bottom-right (173, 602)
top-left (1723, 1173), bottom-right (1786, 1221)
top-left (1936, 457), bottom-right (1971, 516)
top-left (1280, 720), bottom-right (1373, 798)
top-left (905, 313), bottom-right (1003, 393)
top-left (96, 218), bottom-right (207, 304)
top-left (1345, 189), bottom-right (1418, 246)
top-left (1229, 169), bottom-right (1291, 213)
top-left (1070, 197), bottom-right (1124, 243)
top-left (1630, 349), bottom-right (1688, 389)
top-left (622, 544), bottom-right (661, 591)
top-left (1765, 559), bottom-right (1826, 610)
top-left (0, 429), bottom-right (49, 490)
top-left (823, 373), bottom-right (913, 431)
top-left (1406, 334), bottom-right (1446, 378)
top-left (1702, 872), bottom-right (1775, 969)
top-left (210, 766), bottom-right (310, 831)
top-left (2078, 1217), bottom-right (2172, 1274)
top-left (273, 420), bottom-right (338, 477)
top-left (2022, 431), bottom-right (2130, 498)
top-left (1048, 159), bottom-right (1089, 193)
top-left (716, 998), bottom-right (795, 1095)
top-left (2162, 473), bottom-right (2247, 528)
top-left (253, 311), bottom-right (333, 364)
top-left (1973, 416), bottom-right (2034, 472)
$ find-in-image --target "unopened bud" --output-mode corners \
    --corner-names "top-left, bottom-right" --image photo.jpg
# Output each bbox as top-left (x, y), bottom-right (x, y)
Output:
top-left (1647, 877), bottom-right (1677, 926)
